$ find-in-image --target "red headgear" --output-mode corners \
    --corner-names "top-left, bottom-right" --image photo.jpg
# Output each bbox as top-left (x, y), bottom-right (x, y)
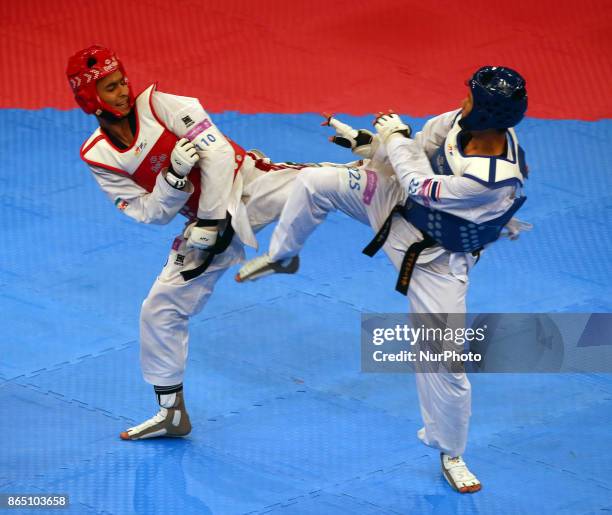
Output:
top-left (66, 45), bottom-right (134, 117)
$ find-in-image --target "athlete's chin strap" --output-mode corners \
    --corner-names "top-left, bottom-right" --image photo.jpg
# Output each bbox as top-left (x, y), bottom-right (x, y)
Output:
top-left (362, 206), bottom-right (436, 295)
top-left (180, 213), bottom-right (235, 281)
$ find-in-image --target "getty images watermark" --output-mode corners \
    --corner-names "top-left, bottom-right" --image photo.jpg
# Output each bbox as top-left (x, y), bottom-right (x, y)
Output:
top-left (371, 322), bottom-right (486, 364)
top-left (361, 313), bottom-right (612, 373)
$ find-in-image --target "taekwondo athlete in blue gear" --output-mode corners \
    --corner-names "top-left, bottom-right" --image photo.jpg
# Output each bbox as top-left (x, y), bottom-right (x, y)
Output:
top-left (236, 65), bottom-right (532, 493)
top-left (369, 66), bottom-right (529, 293)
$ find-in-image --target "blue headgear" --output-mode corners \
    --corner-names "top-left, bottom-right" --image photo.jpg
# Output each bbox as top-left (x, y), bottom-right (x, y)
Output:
top-left (459, 66), bottom-right (528, 131)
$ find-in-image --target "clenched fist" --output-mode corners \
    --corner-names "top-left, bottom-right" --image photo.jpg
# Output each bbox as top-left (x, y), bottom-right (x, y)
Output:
top-left (373, 111), bottom-right (412, 143)
top-left (170, 138), bottom-right (198, 177)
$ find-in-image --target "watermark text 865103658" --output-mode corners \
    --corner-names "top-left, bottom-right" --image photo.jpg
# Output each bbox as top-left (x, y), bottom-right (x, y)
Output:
top-left (0, 495), bottom-right (69, 509)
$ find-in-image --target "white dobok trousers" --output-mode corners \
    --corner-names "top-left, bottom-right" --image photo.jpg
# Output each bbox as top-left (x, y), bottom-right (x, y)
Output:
top-left (268, 164), bottom-right (473, 457)
top-left (139, 165), bottom-right (299, 384)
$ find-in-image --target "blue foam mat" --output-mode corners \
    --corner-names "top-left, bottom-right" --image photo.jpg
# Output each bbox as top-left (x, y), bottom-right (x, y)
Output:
top-left (1, 109), bottom-right (611, 514)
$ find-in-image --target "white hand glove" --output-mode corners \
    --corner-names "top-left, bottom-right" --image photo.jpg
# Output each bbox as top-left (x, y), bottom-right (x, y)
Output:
top-left (184, 221), bottom-right (219, 250)
top-left (502, 217), bottom-right (533, 240)
top-left (373, 111), bottom-right (412, 143)
top-left (170, 138), bottom-right (199, 177)
top-left (321, 112), bottom-right (379, 158)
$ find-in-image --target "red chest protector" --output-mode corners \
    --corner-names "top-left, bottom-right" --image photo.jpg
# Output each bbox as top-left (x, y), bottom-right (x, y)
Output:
top-left (80, 84), bottom-right (246, 220)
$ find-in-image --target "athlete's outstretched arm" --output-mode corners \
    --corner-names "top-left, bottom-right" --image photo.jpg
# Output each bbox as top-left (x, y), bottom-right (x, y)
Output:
top-left (322, 108), bottom-right (459, 162)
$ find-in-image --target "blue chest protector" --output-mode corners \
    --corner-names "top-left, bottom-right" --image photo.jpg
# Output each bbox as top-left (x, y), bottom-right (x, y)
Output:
top-left (363, 131), bottom-right (528, 294)
top-left (401, 196), bottom-right (525, 253)
top-left (401, 135), bottom-right (528, 253)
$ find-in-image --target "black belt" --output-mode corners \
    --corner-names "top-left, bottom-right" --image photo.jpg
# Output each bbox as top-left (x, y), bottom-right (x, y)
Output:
top-left (362, 206), bottom-right (436, 295)
top-left (180, 214), bottom-right (235, 281)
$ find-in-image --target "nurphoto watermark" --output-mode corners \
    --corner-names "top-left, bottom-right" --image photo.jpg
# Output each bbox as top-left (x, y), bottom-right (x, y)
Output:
top-left (361, 313), bottom-right (612, 373)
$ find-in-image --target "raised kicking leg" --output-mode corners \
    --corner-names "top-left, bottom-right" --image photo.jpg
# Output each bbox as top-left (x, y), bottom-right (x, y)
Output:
top-left (236, 164), bottom-right (401, 282)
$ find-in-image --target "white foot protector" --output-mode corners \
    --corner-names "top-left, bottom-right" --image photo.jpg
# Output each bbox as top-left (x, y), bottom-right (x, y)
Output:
top-left (123, 409), bottom-right (169, 439)
top-left (441, 453), bottom-right (482, 493)
top-left (120, 407), bottom-right (191, 440)
top-left (235, 253), bottom-right (299, 283)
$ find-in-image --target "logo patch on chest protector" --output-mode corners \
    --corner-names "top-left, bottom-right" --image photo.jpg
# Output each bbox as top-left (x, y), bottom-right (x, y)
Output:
top-left (134, 140), bottom-right (147, 155)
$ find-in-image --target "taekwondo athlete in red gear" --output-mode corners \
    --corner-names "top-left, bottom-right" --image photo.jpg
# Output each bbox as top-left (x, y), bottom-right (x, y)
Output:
top-left (66, 44), bottom-right (305, 440)
top-left (236, 66), bottom-right (533, 493)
